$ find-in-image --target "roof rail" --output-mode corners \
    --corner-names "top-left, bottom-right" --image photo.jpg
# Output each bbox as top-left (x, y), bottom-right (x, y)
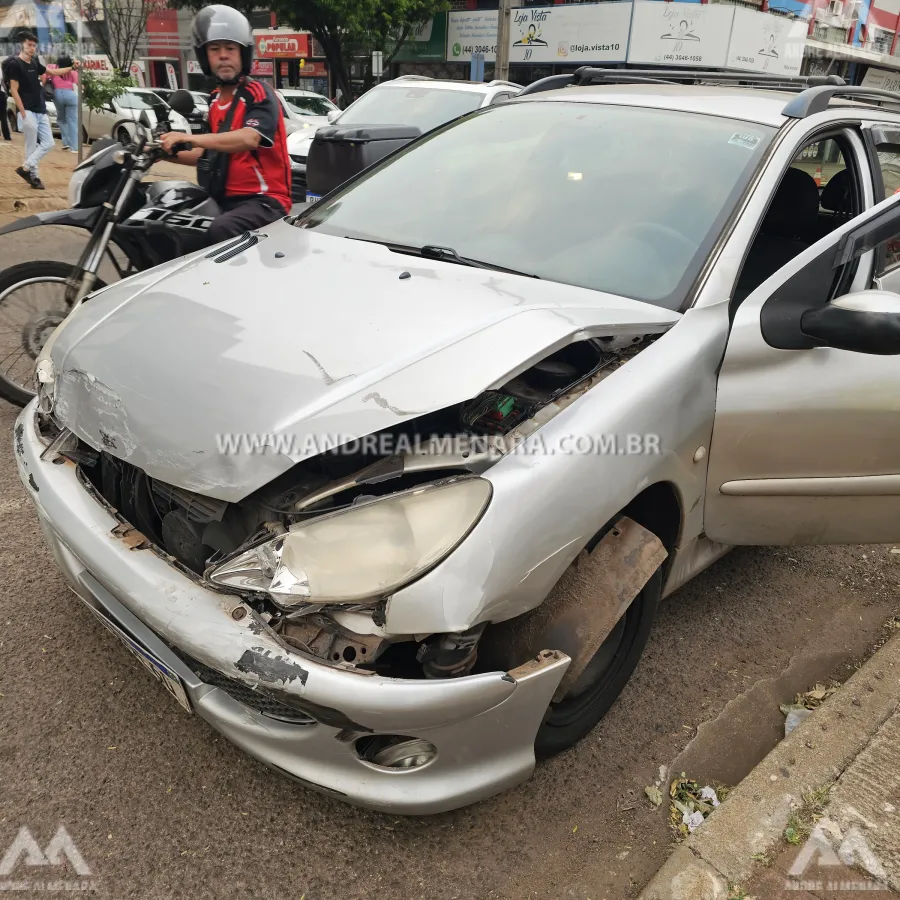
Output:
top-left (392, 74), bottom-right (434, 82)
top-left (488, 79), bottom-right (523, 89)
top-left (781, 84), bottom-right (900, 117)
top-left (516, 66), bottom-right (845, 97)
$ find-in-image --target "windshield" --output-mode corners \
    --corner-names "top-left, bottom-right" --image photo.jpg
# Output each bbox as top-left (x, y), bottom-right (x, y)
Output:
top-left (282, 94), bottom-right (336, 117)
top-left (299, 102), bottom-right (774, 308)
top-left (336, 85), bottom-right (485, 132)
top-left (118, 92), bottom-right (156, 111)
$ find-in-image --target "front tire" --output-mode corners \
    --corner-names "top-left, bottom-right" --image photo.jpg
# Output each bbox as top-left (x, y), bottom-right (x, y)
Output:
top-left (534, 566), bottom-right (662, 758)
top-left (0, 261), bottom-right (105, 407)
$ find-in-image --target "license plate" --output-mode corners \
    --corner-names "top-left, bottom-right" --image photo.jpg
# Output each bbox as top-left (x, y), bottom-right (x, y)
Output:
top-left (306, 192), bottom-right (321, 203)
top-left (85, 604), bottom-right (192, 714)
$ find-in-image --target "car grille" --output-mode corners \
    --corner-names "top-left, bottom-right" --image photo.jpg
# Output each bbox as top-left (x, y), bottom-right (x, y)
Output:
top-left (176, 651), bottom-right (317, 725)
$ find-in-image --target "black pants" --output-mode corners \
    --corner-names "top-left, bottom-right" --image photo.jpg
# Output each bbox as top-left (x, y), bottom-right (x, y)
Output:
top-left (0, 91), bottom-right (10, 140)
top-left (205, 195), bottom-right (287, 247)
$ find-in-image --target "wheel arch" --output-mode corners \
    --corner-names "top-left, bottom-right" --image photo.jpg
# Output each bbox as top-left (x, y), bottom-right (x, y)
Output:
top-left (615, 480), bottom-right (683, 585)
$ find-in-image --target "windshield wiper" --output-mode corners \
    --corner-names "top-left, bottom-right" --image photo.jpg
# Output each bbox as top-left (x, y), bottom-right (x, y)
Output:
top-left (346, 236), bottom-right (539, 278)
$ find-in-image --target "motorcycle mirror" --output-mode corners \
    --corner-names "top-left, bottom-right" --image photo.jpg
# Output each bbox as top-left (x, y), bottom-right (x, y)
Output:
top-left (168, 90), bottom-right (196, 117)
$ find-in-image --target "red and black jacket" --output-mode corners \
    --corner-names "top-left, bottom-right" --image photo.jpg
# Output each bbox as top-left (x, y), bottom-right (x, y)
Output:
top-left (206, 77), bottom-right (292, 213)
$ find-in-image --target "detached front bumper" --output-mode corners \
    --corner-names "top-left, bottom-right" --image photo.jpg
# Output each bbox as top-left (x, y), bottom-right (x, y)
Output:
top-left (14, 403), bottom-right (569, 815)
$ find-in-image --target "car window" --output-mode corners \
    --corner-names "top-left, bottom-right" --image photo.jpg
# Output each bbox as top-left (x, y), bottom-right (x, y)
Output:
top-left (117, 92), bottom-right (155, 111)
top-left (281, 94), bottom-right (336, 117)
top-left (298, 102), bottom-right (775, 309)
top-left (336, 86), bottom-right (486, 133)
top-left (871, 140), bottom-right (900, 273)
top-left (733, 135), bottom-right (857, 307)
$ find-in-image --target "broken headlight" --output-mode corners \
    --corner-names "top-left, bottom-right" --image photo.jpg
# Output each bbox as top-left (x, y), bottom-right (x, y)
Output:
top-left (208, 477), bottom-right (492, 608)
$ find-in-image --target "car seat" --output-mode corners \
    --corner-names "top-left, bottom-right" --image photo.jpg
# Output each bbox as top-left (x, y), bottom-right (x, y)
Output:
top-left (733, 167), bottom-right (821, 305)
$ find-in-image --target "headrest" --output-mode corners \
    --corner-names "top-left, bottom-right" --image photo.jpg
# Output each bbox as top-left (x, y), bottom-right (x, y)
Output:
top-left (763, 167), bottom-right (821, 240)
top-left (820, 168), bottom-right (851, 214)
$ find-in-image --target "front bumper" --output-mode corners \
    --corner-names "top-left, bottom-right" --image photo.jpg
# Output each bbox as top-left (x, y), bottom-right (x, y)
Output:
top-left (14, 403), bottom-right (569, 814)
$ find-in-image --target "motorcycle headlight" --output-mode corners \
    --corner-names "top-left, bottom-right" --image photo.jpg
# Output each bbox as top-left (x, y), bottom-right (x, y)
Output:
top-left (208, 477), bottom-right (492, 608)
top-left (67, 165), bottom-right (91, 208)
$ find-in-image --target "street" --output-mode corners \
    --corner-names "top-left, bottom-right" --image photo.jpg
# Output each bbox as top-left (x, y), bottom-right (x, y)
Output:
top-left (1, 376), bottom-right (898, 897)
top-left (1, 131), bottom-right (900, 900)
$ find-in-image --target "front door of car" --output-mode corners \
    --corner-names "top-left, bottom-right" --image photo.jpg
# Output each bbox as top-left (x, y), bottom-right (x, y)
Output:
top-left (705, 189), bottom-right (900, 545)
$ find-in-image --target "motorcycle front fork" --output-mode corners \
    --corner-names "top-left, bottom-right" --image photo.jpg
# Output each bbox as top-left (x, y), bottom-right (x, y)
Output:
top-left (65, 169), bottom-right (143, 306)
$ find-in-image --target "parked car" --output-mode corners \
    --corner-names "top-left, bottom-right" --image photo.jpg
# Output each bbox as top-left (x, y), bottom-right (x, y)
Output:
top-left (7, 95), bottom-right (60, 139)
top-left (288, 75), bottom-right (521, 203)
top-left (151, 86), bottom-right (209, 134)
top-left (81, 86), bottom-right (191, 143)
top-left (276, 89), bottom-right (338, 132)
top-left (16, 68), bottom-right (900, 817)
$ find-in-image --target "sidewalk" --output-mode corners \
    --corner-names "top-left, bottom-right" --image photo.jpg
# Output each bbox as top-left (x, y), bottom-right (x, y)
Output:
top-left (638, 627), bottom-right (900, 900)
top-left (0, 132), bottom-right (194, 219)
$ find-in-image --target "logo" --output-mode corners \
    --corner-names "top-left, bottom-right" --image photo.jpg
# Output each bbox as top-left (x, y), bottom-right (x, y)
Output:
top-left (785, 813), bottom-right (889, 892)
top-left (452, 42), bottom-right (461, 57)
top-left (246, 117), bottom-right (260, 127)
top-left (0, 825), bottom-right (96, 892)
top-left (557, 42), bottom-right (568, 57)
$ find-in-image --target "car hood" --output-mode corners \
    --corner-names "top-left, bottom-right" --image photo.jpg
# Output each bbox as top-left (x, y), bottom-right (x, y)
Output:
top-left (287, 130), bottom-right (316, 156)
top-left (46, 220), bottom-right (681, 502)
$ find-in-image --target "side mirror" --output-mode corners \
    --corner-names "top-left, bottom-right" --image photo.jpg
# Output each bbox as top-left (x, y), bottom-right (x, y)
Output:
top-left (327, 109), bottom-right (340, 123)
top-left (800, 290), bottom-right (900, 354)
top-left (139, 110), bottom-right (152, 129)
top-left (168, 89), bottom-right (195, 117)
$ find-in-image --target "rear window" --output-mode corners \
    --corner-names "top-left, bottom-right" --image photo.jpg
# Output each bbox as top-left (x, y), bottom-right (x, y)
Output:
top-left (337, 85), bottom-right (485, 133)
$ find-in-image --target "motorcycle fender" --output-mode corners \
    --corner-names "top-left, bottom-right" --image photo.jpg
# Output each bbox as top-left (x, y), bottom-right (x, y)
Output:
top-left (0, 207), bottom-right (98, 238)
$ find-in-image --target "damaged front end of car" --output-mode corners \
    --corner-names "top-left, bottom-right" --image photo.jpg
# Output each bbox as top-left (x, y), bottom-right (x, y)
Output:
top-left (20, 290), bottom-right (677, 811)
top-left (45, 332), bottom-right (656, 681)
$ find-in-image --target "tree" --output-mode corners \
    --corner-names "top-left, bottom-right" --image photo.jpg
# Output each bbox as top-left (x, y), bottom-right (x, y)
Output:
top-left (171, 0), bottom-right (449, 102)
top-left (82, 0), bottom-right (164, 73)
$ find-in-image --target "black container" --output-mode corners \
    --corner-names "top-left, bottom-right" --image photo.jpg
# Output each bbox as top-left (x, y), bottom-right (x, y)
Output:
top-left (305, 124), bottom-right (421, 197)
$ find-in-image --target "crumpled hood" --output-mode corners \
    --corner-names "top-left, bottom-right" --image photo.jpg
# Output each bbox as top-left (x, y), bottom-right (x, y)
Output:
top-left (48, 219), bottom-right (680, 501)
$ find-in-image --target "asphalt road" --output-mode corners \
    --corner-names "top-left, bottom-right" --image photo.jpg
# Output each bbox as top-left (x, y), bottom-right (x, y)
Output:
top-left (1, 227), bottom-right (899, 899)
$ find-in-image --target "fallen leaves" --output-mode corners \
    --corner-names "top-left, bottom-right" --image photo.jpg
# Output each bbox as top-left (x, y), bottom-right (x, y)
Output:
top-left (668, 774), bottom-right (730, 839)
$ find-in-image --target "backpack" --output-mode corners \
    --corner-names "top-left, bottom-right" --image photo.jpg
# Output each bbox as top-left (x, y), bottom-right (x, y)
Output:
top-left (1, 57), bottom-right (11, 93)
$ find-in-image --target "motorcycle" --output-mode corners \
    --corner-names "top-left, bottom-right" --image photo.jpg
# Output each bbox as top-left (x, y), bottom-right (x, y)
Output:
top-left (0, 90), bottom-right (220, 407)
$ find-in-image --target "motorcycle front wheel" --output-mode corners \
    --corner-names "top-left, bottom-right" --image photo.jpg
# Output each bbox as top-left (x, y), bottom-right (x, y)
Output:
top-left (0, 261), bottom-right (106, 407)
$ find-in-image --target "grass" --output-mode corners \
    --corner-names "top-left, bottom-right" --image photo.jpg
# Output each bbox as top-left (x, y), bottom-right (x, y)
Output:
top-left (727, 885), bottom-right (752, 900)
top-left (784, 784), bottom-right (831, 846)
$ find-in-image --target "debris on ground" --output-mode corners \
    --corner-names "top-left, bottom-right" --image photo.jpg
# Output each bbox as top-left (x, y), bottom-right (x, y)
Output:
top-left (780, 681), bottom-right (840, 736)
top-left (668, 774), bottom-right (730, 838)
top-left (645, 785), bottom-right (663, 808)
top-left (783, 707), bottom-right (814, 736)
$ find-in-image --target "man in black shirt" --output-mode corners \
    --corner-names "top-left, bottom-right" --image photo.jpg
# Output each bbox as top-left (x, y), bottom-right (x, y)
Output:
top-left (7, 32), bottom-right (78, 189)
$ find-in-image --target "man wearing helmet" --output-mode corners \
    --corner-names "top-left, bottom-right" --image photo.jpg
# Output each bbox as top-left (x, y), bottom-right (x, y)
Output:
top-left (159, 5), bottom-right (291, 244)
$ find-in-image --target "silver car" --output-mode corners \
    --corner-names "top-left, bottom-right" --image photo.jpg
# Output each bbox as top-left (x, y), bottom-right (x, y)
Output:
top-left (15, 69), bottom-right (900, 815)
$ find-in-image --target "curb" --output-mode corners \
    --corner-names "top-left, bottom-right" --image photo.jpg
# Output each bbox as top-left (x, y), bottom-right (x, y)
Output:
top-left (638, 628), bottom-right (900, 900)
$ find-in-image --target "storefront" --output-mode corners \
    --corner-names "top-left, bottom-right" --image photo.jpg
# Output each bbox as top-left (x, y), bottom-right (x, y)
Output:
top-left (390, 14), bottom-right (452, 78)
top-left (442, 2), bottom-right (812, 85)
top-left (252, 29), bottom-right (329, 94)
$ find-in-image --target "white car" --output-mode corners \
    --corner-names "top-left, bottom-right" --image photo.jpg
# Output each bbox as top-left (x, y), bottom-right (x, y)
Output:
top-left (6, 96), bottom-right (59, 138)
top-left (82, 86), bottom-right (191, 143)
top-left (287, 76), bottom-right (521, 202)
top-left (276, 89), bottom-right (338, 131)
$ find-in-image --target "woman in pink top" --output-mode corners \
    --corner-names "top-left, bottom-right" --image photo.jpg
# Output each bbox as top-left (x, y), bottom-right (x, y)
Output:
top-left (47, 55), bottom-right (79, 152)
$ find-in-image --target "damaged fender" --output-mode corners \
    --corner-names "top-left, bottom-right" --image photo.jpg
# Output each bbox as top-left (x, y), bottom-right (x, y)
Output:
top-left (478, 516), bottom-right (667, 701)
